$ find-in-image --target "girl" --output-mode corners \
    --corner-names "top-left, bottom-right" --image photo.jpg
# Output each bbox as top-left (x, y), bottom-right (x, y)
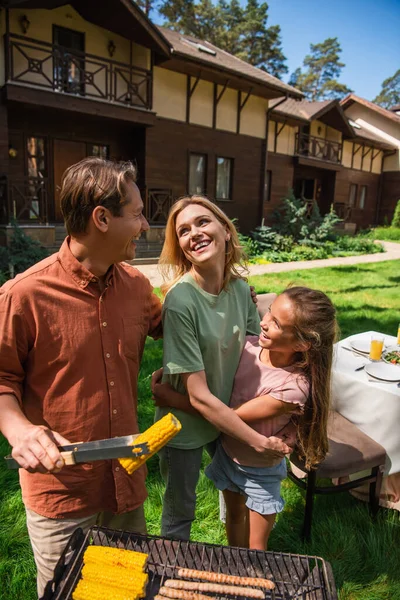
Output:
top-left (206, 286), bottom-right (337, 550)
top-left (153, 195), bottom-right (293, 541)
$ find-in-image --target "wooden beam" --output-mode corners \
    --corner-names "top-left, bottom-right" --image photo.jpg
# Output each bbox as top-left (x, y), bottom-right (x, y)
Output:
top-left (361, 145), bottom-right (371, 171)
top-left (236, 88), bottom-right (252, 134)
top-left (186, 75), bottom-right (200, 123)
top-left (213, 80), bottom-right (229, 129)
top-left (351, 142), bottom-right (362, 169)
top-left (370, 148), bottom-right (381, 173)
top-left (273, 120), bottom-right (286, 153)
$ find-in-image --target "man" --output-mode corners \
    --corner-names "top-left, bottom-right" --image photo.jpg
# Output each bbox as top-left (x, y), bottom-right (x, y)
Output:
top-left (0, 158), bottom-right (162, 597)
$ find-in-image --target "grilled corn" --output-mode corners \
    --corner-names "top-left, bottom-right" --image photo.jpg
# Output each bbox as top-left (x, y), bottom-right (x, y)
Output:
top-left (81, 562), bottom-right (148, 595)
top-left (119, 413), bottom-right (182, 475)
top-left (72, 579), bottom-right (137, 600)
top-left (83, 545), bottom-right (148, 572)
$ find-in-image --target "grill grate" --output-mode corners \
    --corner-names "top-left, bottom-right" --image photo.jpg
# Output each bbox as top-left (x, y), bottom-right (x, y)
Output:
top-left (43, 527), bottom-right (337, 600)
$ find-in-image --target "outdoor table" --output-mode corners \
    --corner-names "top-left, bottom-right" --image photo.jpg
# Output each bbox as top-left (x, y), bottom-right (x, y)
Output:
top-left (332, 330), bottom-right (400, 510)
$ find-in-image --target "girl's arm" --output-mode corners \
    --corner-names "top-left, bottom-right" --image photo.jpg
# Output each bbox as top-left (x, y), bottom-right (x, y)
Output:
top-left (182, 371), bottom-right (292, 458)
top-left (235, 395), bottom-right (302, 423)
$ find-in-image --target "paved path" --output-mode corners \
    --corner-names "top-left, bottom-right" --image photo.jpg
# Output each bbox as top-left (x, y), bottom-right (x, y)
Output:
top-left (133, 241), bottom-right (400, 288)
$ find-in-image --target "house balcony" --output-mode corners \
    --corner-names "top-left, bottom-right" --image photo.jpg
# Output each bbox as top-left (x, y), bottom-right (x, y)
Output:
top-left (4, 33), bottom-right (152, 111)
top-left (295, 132), bottom-right (342, 165)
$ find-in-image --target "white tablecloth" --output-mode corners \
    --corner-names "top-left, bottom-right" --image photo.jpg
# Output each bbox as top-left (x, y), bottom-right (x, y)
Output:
top-left (332, 331), bottom-right (400, 476)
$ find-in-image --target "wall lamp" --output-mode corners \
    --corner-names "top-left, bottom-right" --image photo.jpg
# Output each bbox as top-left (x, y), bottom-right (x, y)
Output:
top-left (108, 40), bottom-right (116, 58)
top-left (19, 14), bottom-right (31, 35)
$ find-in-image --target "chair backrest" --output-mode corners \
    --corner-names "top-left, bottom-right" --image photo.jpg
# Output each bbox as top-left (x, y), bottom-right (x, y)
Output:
top-left (256, 293), bottom-right (277, 319)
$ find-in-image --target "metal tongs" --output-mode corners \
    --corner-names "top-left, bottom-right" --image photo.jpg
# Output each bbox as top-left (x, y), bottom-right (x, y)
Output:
top-left (4, 434), bottom-right (149, 469)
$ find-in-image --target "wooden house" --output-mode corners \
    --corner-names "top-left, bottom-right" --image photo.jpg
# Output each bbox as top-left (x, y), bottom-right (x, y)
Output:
top-left (0, 0), bottom-right (301, 255)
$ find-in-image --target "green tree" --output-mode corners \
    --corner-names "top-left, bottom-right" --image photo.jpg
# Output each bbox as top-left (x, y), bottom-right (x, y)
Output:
top-left (158, 0), bottom-right (288, 78)
top-left (391, 199), bottom-right (400, 228)
top-left (135, 0), bottom-right (155, 16)
top-left (288, 37), bottom-right (352, 101)
top-left (373, 69), bottom-right (400, 109)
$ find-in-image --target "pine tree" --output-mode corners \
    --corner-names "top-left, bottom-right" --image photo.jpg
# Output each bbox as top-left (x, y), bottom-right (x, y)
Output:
top-left (135, 0), bottom-right (154, 16)
top-left (373, 70), bottom-right (400, 109)
top-left (288, 37), bottom-right (352, 101)
top-left (157, 0), bottom-right (288, 79)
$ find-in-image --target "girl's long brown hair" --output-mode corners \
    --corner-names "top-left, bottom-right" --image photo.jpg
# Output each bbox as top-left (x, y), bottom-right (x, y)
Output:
top-left (283, 286), bottom-right (338, 470)
top-left (159, 195), bottom-right (248, 295)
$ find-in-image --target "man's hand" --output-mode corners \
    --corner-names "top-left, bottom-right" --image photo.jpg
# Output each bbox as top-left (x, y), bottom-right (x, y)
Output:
top-left (152, 381), bottom-right (176, 407)
top-left (151, 367), bottom-right (163, 392)
top-left (9, 423), bottom-right (71, 474)
top-left (249, 285), bottom-right (258, 305)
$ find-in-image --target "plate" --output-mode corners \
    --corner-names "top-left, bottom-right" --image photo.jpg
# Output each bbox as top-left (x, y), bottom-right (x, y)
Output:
top-left (382, 348), bottom-right (400, 366)
top-left (349, 338), bottom-right (372, 354)
top-left (365, 362), bottom-right (400, 382)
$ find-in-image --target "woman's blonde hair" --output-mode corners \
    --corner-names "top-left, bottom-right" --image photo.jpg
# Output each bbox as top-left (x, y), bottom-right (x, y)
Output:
top-left (282, 286), bottom-right (338, 470)
top-left (159, 195), bottom-right (247, 295)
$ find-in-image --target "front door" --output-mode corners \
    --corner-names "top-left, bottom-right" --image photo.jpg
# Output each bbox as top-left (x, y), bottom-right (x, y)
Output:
top-left (53, 139), bottom-right (86, 221)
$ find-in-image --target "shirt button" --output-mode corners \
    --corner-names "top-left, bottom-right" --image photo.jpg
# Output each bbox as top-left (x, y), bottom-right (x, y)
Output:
top-left (106, 353), bottom-right (111, 359)
top-left (115, 466), bottom-right (120, 472)
top-left (102, 321), bottom-right (107, 327)
top-left (113, 409), bottom-right (117, 414)
top-left (110, 381), bottom-right (115, 386)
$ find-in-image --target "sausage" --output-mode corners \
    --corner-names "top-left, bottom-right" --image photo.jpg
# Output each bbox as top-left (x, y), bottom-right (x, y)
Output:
top-left (177, 568), bottom-right (275, 590)
top-left (157, 588), bottom-right (213, 600)
top-left (163, 579), bottom-right (265, 599)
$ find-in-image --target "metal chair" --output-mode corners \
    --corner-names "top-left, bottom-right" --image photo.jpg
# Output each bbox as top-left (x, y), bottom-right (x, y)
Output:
top-left (288, 411), bottom-right (386, 540)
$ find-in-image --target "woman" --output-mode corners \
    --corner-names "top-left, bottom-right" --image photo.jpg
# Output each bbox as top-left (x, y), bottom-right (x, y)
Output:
top-left (154, 195), bottom-right (292, 541)
top-left (206, 287), bottom-right (336, 550)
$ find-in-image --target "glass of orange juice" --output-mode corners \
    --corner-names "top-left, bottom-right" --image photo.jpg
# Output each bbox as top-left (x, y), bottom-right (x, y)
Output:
top-left (397, 323), bottom-right (400, 346)
top-left (369, 334), bottom-right (384, 361)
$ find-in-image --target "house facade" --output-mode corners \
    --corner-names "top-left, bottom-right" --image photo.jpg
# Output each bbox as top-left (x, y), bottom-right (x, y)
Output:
top-left (265, 96), bottom-right (400, 231)
top-left (0, 1), bottom-right (399, 256)
top-left (0, 0), bottom-right (301, 253)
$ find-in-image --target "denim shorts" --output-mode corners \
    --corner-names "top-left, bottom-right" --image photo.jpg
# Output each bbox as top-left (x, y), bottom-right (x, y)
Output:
top-left (205, 443), bottom-right (286, 515)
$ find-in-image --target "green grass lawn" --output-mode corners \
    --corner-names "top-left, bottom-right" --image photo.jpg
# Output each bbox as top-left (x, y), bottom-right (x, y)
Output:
top-left (1, 260), bottom-right (400, 600)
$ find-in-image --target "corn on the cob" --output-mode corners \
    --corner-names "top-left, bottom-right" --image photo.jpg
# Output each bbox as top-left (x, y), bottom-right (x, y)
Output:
top-left (83, 545), bottom-right (148, 572)
top-left (119, 413), bottom-right (182, 475)
top-left (72, 578), bottom-right (137, 600)
top-left (81, 562), bottom-right (148, 595)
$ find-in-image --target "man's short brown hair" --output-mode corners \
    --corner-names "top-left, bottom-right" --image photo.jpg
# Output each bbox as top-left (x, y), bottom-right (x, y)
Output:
top-left (60, 157), bottom-right (137, 235)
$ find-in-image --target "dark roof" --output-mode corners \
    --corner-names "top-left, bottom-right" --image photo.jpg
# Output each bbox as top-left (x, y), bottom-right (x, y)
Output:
top-left (158, 27), bottom-right (303, 99)
top-left (341, 94), bottom-right (400, 124)
top-left (269, 97), bottom-right (354, 136)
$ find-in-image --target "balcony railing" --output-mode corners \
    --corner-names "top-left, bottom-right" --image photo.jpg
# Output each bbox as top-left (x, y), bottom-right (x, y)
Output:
top-left (4, 33), bottom-right (152, 110)
top-left (295, 133), bottom-right (342, 164)
top-left (144, 188), bottom-right (174, 224)
top-left (2, 176), bottom-right (50, 225)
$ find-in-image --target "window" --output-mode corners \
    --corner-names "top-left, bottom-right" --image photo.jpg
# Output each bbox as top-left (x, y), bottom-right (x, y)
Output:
top-left (26, 137), bottom-right (46, 219)
top-left (264, 170), bottom-right (272, 203)
top-left (88, 144), bottom-right (109, 159)
top-left (359, 185), bottom-right (367, 209)
top-left (349, 184), bottom-right (357, 207)
top-left (216, 157), bottom-right (233, 201)
top-left (188, 153), bottom-right (207, 195)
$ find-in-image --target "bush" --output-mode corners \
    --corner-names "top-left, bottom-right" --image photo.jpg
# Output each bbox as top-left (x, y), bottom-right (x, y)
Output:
top-left (250, 236), bottom-right (384, 264)
top-left (248, 225), bottom-right (293, 253)
top-left (368, 227), bottom-right (400, 242)
top-left (271, 192), bottom-right (341, 244)
top-left (391, 199), bottom-right (400, 228)
top-left (0, 222), bottom-right (49, 283)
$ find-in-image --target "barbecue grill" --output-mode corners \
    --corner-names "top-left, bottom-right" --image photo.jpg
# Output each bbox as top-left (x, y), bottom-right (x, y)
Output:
top-left (43, 526), bottom-right (337, 600)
